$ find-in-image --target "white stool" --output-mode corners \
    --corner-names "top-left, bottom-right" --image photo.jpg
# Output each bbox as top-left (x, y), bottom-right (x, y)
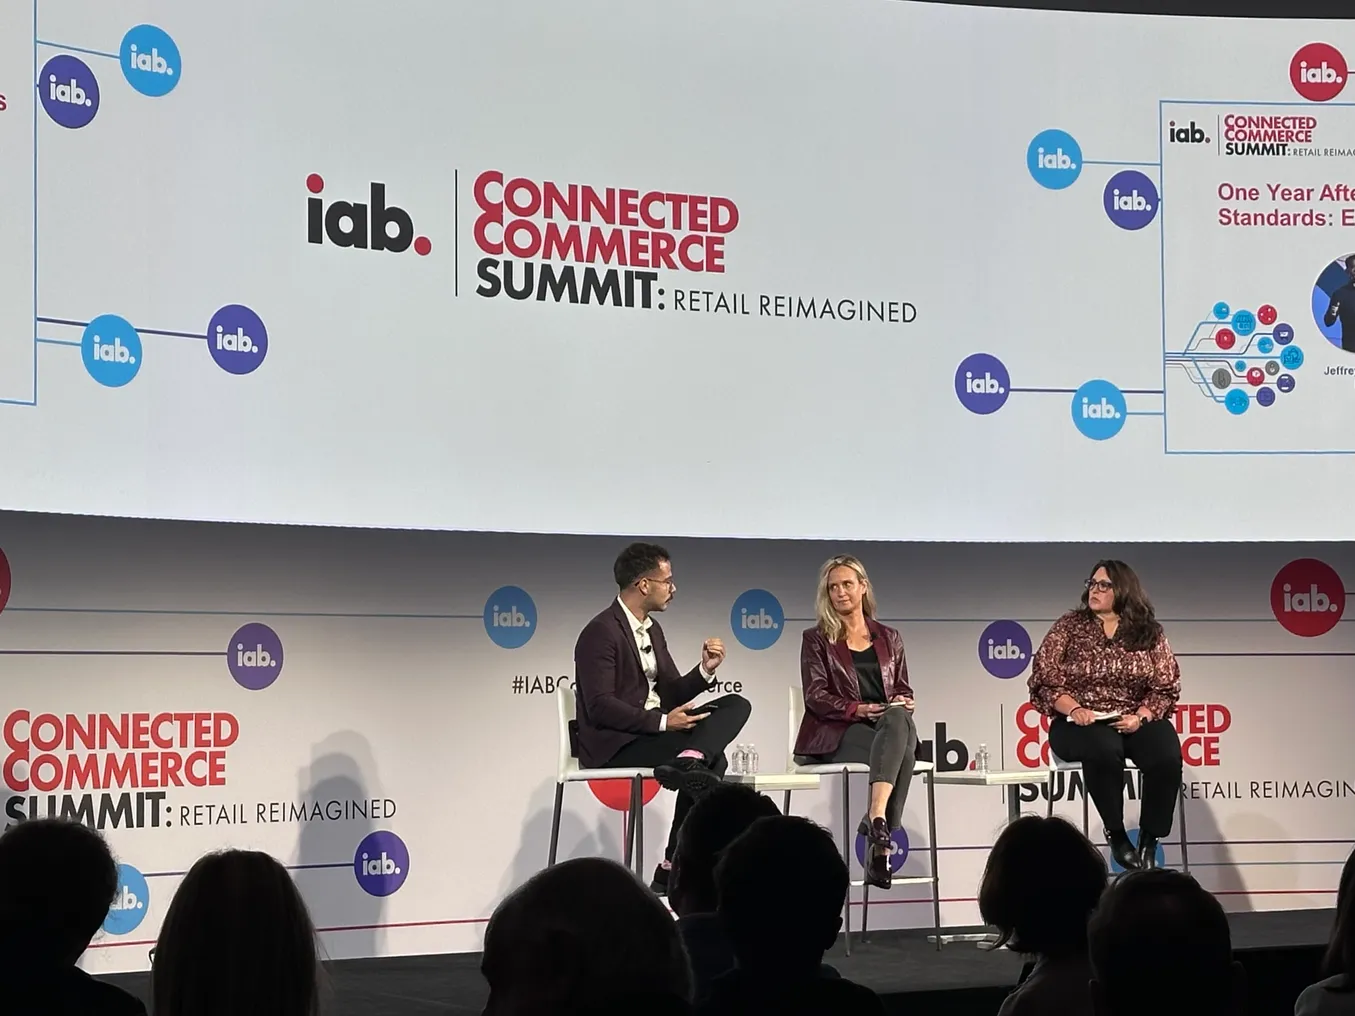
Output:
top-left (1047, 746), bottom-right (1190, 871)
top-left (783, 686), bottom-right (940, 954)
top-left (548, 685), bottom-right (654, 877)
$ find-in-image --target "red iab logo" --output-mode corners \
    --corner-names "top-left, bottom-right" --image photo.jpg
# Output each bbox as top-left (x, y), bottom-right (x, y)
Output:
top-left (1271, 559), bottom-right (1345, 637)
top-left (1291, 43), bottom-right (1348, 102)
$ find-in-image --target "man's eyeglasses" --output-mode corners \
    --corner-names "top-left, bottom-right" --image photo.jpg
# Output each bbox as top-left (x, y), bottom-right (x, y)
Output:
top-left (640, 575), bottom-right (676, 590)
top-left (1085, 579), bottom-right (1113, 593)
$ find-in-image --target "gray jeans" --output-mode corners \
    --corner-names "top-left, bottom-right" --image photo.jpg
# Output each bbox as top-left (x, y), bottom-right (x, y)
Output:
top-left (812, 707), bottom-right (919, 830)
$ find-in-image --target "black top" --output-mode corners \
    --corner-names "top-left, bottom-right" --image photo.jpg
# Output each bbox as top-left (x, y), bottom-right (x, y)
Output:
top-left (850, 645), bottom-right (885, 704)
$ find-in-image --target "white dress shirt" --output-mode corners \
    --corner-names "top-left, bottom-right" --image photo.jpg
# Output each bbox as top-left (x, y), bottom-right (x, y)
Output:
top-left (617, 597), bottom-right (712, 731)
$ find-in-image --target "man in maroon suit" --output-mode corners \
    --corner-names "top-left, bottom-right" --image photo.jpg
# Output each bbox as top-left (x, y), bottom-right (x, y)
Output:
top-left (574, 542), bottom-right (752, 894)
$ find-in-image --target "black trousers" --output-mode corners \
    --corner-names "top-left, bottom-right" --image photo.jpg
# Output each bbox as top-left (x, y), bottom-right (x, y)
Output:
top-left (606, 694), bottom-right (752, 859)
top-left (1048, 716), bottom-right (1183, 838)
top-left (810, 708), bottom-right (918, 830)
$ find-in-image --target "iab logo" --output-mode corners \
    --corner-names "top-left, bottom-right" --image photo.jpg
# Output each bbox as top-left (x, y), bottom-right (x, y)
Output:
top-left (227, 622), bottom-right (284, 690)
top-left (1291, 43), bottom-right (1348, 103)
top-left (103, 864), bottom-right (149, 935)
top-left (1103, 171), bottom-right (1159, 230)
top-left (1071, 380), bottom-right (1126, 440)
top-left (307, 175), bottom-right (432, 256)
top-left (978, 620), bottom-right (1031, 679)
top-left (354, 830), bottom-right (409, 897)
top-left (485, 586), bottom-right (537, 648)
top-left (730, 589), bottom-right (784, 650)
top-left (955, 353), bottom-right (1010, 415)
top-left (80, 315), bottom-right (142, 388)
top-left (854, 827), bottom-right (911, 875)
top-left (206, 304), bottom-right (268, 375)
top-left (39, 54), bottom-right (99, 129)
top-left (1167, 120), bottom-right (1210, 146)
top-left (1026, 129), bottom-right (1083, 190)
top-left (1271, 559), bottom-right (1345, 637)
top-left (120, 25), bottom-right (181, 97)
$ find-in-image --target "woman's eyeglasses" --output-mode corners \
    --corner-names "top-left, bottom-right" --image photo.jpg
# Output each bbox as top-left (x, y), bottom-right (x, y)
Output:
top-left (1085, 579), bottom-right (1113, 593)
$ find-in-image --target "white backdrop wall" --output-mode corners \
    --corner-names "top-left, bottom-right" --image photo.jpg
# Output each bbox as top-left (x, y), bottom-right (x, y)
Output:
top-left (0, 511), bottom-right (1350, 974)
top-left (2, 1), bottom-right (1355, 540)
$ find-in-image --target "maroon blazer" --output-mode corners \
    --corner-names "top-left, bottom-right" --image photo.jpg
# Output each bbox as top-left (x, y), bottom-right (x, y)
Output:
top-left (794, 618), bottom-right (913, 758)
top-left (573, 601), bottom-right (711, 768)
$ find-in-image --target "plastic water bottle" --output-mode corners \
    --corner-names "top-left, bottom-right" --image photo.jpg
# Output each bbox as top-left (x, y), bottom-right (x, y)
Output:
top-left (976, 743), bottom-right (990, 774)
top-left (728, 745), bottom-right (742, 776)
top-left (748, 744), bottom-right (759, 774)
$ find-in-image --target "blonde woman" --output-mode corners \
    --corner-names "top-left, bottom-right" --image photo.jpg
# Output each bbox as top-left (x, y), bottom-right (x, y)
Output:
top-left (793, 555), bottom-right (918, 889)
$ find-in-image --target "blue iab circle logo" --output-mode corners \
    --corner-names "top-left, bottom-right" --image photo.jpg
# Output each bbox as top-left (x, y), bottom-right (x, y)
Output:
top-left (1071, 379), bottom-right (1126, 440)
top-left (103, 863), bottom-right (149, 935)
top-left (120, 25), bottom-right (181, 97)
top-left (730, 589), bottom-right (784, 650)
top-left (81, 314), bottom-right (143, 387)
top-left (978, 620), bottom-right (1032, 679)
top-left (955, 353), bottom-right (1010, 415)
top-left (484, 586), bottom-right (536, 648)
top-left (39, 54), bottom-right (99, 129)
top-left (1027, 130), bottom-right (1082, 190)
top-left (854, 828), bottom-right (911, 875)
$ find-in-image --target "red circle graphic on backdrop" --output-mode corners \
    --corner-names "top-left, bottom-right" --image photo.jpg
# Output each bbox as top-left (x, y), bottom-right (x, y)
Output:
top-left (1271, 558), bottom-right (1345, 637)
top-left (0, 546), bottom-right (10, 616)
top-left (588, 778), bottom-right (660, 811)
top-left (1291, 43), bottom-right (1348, 103)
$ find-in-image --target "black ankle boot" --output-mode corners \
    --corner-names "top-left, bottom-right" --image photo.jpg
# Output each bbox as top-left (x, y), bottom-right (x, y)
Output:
top-left (1107, 828), bottom-right (1141, 870)
top-left (1138, 834), bottom-right (1160, 869)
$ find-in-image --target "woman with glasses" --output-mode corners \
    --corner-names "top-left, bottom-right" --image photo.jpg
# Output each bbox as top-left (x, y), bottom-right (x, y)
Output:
top-left (795, 555), bottom-right (918, 890)
top-left (1029, 560), bottom-right (1182, 872)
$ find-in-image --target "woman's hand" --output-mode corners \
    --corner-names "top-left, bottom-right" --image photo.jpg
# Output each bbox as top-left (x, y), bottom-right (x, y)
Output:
top-left (1111, 713), bottom-right (1144, 733)
top-left (1069, 707), bottom-right (1097, 726)
top-left (855, 703), bottom-right (886, 720)
top-left (890, 695), bottom-right (915, 711)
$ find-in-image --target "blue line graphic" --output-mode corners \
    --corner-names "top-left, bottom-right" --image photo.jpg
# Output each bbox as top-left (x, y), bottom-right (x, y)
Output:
top-left (35, 40), bottom-right (117, 60)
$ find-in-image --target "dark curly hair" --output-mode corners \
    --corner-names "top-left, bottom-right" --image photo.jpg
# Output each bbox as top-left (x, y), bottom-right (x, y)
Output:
top-left (1079, 559), bottom-right (1162, 652)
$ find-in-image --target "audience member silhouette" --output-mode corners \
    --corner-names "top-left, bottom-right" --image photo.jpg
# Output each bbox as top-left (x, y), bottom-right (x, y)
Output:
top-left (0, 818), bottom-right (147, 1016)
top-left (482, 856), bottom-right (692, 1016)
top-left (980, 815), bottom-right (1106, 1016)
top-left (699, 815), bottom-right (884, 1015)
top-left (1088, 868), bottom-right (1245, 1016)
top-left (152, 849), bottom-right (322, 1016)
top-left (1296, 845), bottom-right (1355, 1015)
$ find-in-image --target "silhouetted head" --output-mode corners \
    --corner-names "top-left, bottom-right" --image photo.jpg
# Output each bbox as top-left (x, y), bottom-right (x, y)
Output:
top-left (670, 785), bottom-right (779, 917)
top-left (1322, 845), bottom-right (1355, 987)
top-left (0, 818), bottom-right (118, 967)
top-left (482, 857), bottom-right (691, 1016)
top-left (979, 815), bottom-right (1106, 955)
top-left (716, 816), bottom-right (845, 972)
top-left (152, 850), bottom-right (321, 1016)
top-left (1089, 869), bottom-right (1244, 1016)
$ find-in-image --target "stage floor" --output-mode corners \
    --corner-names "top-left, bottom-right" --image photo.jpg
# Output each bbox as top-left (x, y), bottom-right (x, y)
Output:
top-left (102, 909), bottom-right (1333, 1016)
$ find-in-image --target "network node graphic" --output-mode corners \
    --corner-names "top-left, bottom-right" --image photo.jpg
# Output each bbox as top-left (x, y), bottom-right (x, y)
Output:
top-left (1167, 304), bottom-right (1303, 415)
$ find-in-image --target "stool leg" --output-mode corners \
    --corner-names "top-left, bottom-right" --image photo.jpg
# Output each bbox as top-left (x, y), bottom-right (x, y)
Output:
top-left (927, 770), bottom-right (941, 951)
top-left (634, 775), bottom-right (645, 879)
top-left (783, 789), bottom-right (792, 815)
top-left (1082, 776), bottom-right (1090, 837)
top-left (1178, 786), bottom-right (1190, 873)
top-left (622, 779), bottom-right (636, 871)
top-left (841, 768), bottom-right (852, 957)
top-left (1046, 771), bottom-right (1055, 819)
top-left (548, 783), bottom-right (565, 866)
top-left (862, 879), bottom-right (871, 943)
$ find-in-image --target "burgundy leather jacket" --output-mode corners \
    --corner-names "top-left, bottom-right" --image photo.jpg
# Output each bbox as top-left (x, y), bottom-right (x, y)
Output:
top-left (794, 618), bottom-right (913, 757)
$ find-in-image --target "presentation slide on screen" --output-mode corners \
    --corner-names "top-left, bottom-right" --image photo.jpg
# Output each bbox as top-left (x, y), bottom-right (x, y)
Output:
top-left (1, 0), bottom-right (1355, 540)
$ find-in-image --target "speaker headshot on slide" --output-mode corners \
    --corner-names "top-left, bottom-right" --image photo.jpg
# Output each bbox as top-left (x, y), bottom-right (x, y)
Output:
top-left (794, 555), bottom-right (918, 891)
top-left (1315, 253), bottom-right (1355, 353)
top-left (1028, 560), bottom-right (1183, 874)
top-left (572, 542), bottom-right (751, 895)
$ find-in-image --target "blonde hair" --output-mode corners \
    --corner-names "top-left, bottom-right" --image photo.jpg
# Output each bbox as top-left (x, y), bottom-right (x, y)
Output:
top-left (814, 555), bottom-right (877, 643)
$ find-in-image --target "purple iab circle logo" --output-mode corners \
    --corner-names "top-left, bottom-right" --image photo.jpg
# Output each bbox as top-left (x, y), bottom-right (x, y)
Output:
top-left (978, 620), bottom-right (1032, 679)
top-left (854, 827), bottom-right (911, 875)
top-left (355, 831), bottom-right (410, 897)
top-left (227, 623), bottom-right (283, 690)
top-left (39, 55), bottom-right (100, 129)
top-left (1104, 170), bottom-right (1159, 230)
top-left (955, 353), bottom-right (1010, 415)
top-left (206, 304), bottom-right (268, 375)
